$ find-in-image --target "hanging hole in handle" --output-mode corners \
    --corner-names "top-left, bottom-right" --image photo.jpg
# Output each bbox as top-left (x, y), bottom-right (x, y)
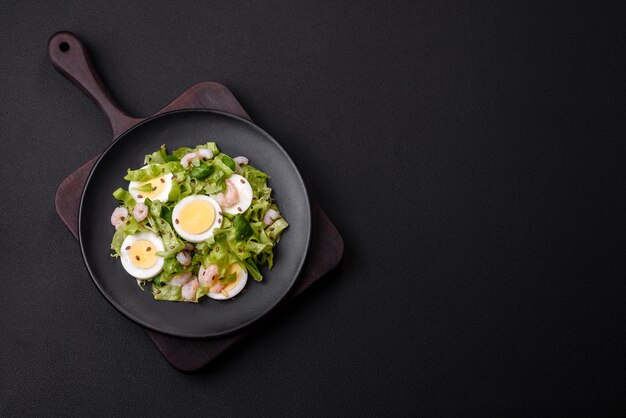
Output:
top-left (59, 42), bottom-right (70, 52)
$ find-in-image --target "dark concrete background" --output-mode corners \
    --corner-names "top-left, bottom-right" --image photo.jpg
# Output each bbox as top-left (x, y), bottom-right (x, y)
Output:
top-left (1, 1), bottom-right (625, 416)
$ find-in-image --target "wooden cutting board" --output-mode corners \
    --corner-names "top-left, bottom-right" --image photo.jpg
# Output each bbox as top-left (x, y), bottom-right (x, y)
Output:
top-left (51, 31), bottom-right (344, 371)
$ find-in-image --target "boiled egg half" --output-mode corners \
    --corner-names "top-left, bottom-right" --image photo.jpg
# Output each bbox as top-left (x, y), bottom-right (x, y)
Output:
top-left (172, 195), bottom-right (223, 243)
top-left (208, 263), bottom-right (248, 300)
top-left (120, 231), bottom-right (165, 279)
top-left (212, 174), bottom-right (253, 215)
top-left (129, 165), bottom-right (173, 203)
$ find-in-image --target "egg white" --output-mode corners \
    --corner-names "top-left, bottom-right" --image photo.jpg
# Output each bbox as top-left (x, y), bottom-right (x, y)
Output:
top-left (208, 263), bottom-right (248, 300)
top-left (213, 174), bottom-right (253, 215)
top-left (172, 195), bottom-right (223, 243)
top-left (128, 165), bottom-right (173, 203)
top-left (120, 231), bottom-right (165, 279)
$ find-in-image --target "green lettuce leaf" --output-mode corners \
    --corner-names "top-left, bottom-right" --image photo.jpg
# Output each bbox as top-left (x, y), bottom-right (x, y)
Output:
top-left (190, 163), bottom-right (215, 179)
top-left (172, 147), bottom-right (193, 160)
top-left (144, 146), bottom-right (165, 164)
top-left (152, 284), bottom-right (182, 301)
top-left (110, 227), bottom-right (126, 257)
top-left (233, 214), bottom-right (253, 240)
top-left (112, 188), bottom-right (136, 207)
top-left (245, 241), bottom-right (269, 255)
top-left (149, 213), bottom-right (184, 257)
top-left (112, 140), bottom-right (289, 301)
top-left (123, 218), bottom-right (142, 235)
top-left (242, 164), bottom-right (270, 196)
top-left (146, 199), bottom-right (161, 217)
top-left (124, 162), bottom-right (183, 181)
top-left (161, 206), bottom-right (173, 226)
top-left (110, 217), bottom-right (146, 257)
top-left (220, 154), bottom-right (236, 171)
top-left (267, 218), bottom-right (288, 242)
top-left (131, 183), bottom-right (155, 192)
top-left (168, 181), bottom-right (180, 202)
top-left (203, 180), bottom-right (224, 195)
top-left (199, 142), bottom-right (219, 155)
top-left (212, 155), bottom-right (234, 177)
top-left (243, 259), bottom-right (262, 282)
top-left (144, 145), bottom-right (179, 164)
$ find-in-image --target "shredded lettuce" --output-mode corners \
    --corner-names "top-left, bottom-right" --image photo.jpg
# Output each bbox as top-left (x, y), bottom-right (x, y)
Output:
top-left (124, 162), bottom-right (183, 181)
top-left (110, 227), bottom-right (126, 258)
top-left (112, 188), bottom-right (136, 207)
top-left (233, 214), bottom-right (253, 240)
top-left (153, 216), bottom-right (184, 257)
top-left (152, 283), bottom-right (208, 302)
top-left (190, 163), bottom-right (214, 180)
top-left (110, 141), bottom-right (289, 302)
top-left (132, 183), bottom-right (155, 192)
top-left (212, 156), bottom-right (234, 176)
top-left (110, 217), bottom-right (145, 258)
top-left (267, 218), bottom-right (288, 241)
top-left (152, 284), bottom-right (181, 301)
top-left (144, 145), bottom-right (178, 164)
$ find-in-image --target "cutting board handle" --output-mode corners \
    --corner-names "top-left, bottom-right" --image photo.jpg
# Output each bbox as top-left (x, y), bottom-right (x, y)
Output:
top-left (48, 31), bottom-right (141, 139)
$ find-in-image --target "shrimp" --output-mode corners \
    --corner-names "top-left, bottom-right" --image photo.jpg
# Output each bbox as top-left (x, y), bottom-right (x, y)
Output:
top-left (211, 283), bottom-right (224, 294)
top-left (263, 208), bottom-right (280, 225)
top-left (233, 156), bottom-right (249, 166)
top-left (182, 276), bottom-right (199, 301)
top-left (133, 202), bottom-right (148, 222)
top-left (233, 156), bottom-right (248, 173)
top-left (216, 179), bottom-right (239, 208)
top-left (176, 250), bottom-right (192, 267)
top-left (110, 207), bottom-right (128, 229)
top-left (197, 149), bottom-right (213, 159)
top-left (198, 264), bottom-right (219, 288)
top-left (169, 271), bottom-right (192, 287)
top-left (181, 149), bottom-right (213, 168)
top-left (183, 242), bottom-right (195, 252)
top-left (180, 152), bottom-right (198, 168)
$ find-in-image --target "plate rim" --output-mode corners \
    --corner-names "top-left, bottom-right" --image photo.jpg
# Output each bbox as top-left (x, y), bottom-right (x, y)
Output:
top-left (78, 109), bottom-right (311, 338)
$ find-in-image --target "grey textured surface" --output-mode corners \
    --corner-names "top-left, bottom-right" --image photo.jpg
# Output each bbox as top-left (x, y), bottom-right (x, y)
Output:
top-left (1, 1), bottom-right (625, 416)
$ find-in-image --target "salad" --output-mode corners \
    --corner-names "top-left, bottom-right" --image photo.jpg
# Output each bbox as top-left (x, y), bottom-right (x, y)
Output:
top-left (109, 142), bottom-right (288, 302)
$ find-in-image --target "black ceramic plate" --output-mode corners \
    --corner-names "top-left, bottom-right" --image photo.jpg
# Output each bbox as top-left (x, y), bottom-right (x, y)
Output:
top-left (79, 110), bottom-right (311, 338)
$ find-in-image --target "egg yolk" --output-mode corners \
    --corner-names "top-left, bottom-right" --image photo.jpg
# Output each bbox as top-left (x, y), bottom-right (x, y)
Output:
top-left (129, 240), bottom-right (158, 269)
top-left (178, 200), bottom-right (215, 234)
top-left (136, 176), bottom-right (166, 199)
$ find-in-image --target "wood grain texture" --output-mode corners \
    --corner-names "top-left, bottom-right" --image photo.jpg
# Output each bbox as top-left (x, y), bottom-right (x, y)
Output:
top-left (48, 32), bottom-right (141, 138)
top-left (51, 31), bottom-right (343, 371)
